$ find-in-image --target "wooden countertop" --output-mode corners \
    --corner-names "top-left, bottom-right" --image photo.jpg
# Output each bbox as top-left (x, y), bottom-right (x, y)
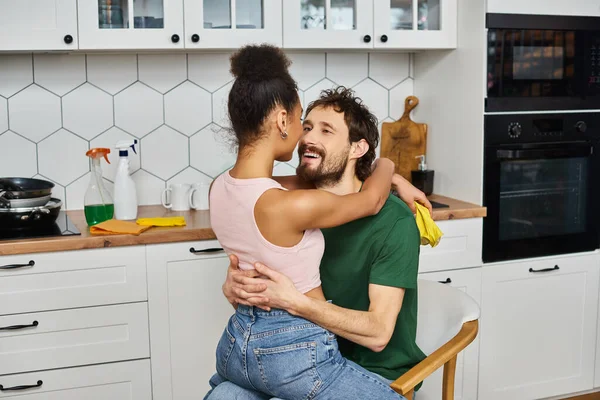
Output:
top-left (0, 195), bottom-right (485, 256)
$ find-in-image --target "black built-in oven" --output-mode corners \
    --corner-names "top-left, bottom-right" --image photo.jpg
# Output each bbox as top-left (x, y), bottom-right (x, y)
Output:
top-left (486, 13), bottom-right (600, 112)
top-left (483, 113), bottom-right (600, 263)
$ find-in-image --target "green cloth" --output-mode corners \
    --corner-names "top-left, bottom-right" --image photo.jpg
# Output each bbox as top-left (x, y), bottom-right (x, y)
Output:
top-left (320, 194), bottom-right (426, 386)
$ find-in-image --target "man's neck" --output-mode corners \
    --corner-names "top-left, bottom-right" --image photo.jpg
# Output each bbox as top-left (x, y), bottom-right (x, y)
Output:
top-left (316, 169), bottom-right (362, 196)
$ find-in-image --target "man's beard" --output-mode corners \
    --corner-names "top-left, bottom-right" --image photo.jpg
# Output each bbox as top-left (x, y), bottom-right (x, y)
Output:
top-left (296, 143), bottom-right (350, 187)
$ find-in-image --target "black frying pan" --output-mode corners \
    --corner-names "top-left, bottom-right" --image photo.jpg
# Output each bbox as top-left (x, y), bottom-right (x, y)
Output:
top-left (0, 198), bottom-right (62, 230)
top-left (0, 177), bottom-right (54, 199)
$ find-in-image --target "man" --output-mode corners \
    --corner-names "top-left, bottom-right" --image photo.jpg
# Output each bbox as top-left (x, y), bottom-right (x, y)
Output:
top-left (209, 86), bottom-right (429, 399)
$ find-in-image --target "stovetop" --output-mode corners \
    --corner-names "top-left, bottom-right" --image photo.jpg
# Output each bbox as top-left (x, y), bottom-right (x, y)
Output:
top-left (0, 211), bottom-right (81, 241)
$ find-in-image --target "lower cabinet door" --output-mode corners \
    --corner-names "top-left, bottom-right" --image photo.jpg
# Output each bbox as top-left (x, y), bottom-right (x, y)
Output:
top-left (0, 359), bottom-right (151, 399)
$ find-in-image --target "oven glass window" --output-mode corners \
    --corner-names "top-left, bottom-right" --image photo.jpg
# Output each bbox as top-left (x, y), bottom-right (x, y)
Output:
top-left (499, 157), bottom-right (587, 241)
top-left (487, 29), bottom-right (577, 97)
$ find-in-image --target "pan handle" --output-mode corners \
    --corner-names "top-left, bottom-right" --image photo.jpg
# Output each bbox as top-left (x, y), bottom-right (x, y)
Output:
top-left (0, 192), bottom-right (9, 208)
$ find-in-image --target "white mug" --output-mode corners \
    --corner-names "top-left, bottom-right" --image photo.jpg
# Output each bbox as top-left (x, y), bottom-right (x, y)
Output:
top-left (162, 183), bottom-right (191, 211)
top-left (189, 182), bottom-right (210, 210)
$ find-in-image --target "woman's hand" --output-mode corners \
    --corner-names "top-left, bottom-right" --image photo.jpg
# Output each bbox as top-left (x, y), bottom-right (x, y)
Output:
top-left (392, 173), bottom-right (433, 215)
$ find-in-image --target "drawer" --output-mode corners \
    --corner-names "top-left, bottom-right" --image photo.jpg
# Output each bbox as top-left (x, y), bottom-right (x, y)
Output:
top-left (0, 359), bottom-right (151, 399)
top-left (418, 218), bottom-right (483, 273)
top-left (0, 302), bottom-right (149, 375)
top-left (0, 246), bottom-right (147, 315)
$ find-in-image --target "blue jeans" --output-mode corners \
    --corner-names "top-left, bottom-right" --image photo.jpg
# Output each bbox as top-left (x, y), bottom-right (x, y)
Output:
top-left (204, 305), bottom-right (404, 400)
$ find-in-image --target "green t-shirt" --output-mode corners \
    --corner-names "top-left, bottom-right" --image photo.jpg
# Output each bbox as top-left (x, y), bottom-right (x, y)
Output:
top-left (320, 194), bottom-right (426, 384)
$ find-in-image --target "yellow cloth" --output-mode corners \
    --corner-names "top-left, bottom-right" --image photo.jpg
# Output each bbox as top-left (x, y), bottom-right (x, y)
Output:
top-left (90, 219), bottom-right (152, 236)
top-left (415, 202), bottom-right (443, 247)
top-left (136, 216), bottom-right (186, 227)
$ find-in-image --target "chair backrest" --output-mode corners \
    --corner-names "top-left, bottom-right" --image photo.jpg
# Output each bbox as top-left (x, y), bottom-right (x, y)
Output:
top-left (415, 279), bottom-right (481, 356)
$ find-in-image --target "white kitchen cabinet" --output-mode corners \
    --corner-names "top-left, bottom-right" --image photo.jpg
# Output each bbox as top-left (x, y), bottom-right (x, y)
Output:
top-left (478, 252), bottom-right (600, 400)
top-left (418, 218), bottom-right (483, 274)
top-left (147, 240), bottom-right (234, 399)
top-left (0, 359), bottom-right (152, 399)
top-left (0, 246), bottom-right (147, 316)
top-left (487, 0), bottom-right (600, 17)
top-left (283, 0), bottom-right (373, 49)
top-left (0, 0), bottom-right (78, 51)
top-left (77, 0), bottom-right (184, 49)
top-left (373, 0), bottom-right (457, 49)
top-left (417, 267), bottom-right (481, 400)
top-left (184, 0), bottom-right (282, 48)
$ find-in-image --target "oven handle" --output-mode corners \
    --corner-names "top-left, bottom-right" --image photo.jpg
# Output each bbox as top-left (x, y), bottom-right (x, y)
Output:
top-left (495, 145), bottom-right (592, 160)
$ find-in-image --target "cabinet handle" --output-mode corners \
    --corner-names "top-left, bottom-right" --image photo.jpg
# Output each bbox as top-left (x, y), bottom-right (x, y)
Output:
top-left (529, 265), bottom-right (560, 273)
top-left (191, 34), bottom-right (200, 43)
top-left (0, 380), bottom-right (43, 391)
top-left (63, 34), bottom-right (73, 44)
top-left (363, 35), bottom-right (371, 43)
top-left (0, 260), bottom-right (34, 270)
top-left (189, 247), bottom-right (224, 254)
top-left (171, 34), bottom-right (180, 43)
top-left (438, 278), bottom-right (452, 284)
top-left (380, 34), bottom-right (388, 43)
top-left (0, 320), bottom-right (38, 331)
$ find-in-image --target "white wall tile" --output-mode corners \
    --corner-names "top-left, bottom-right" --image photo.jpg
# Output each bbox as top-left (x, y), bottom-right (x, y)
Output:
top-left (188, 53), bottom-right (233, 92)
top-left (0, 131), bottom-right (37, 177)
top-left (165, 81), bottom-right (211, 136)
top-left (114, 82), bottom-right (164, 138)
top-left (63, 83), bottom-right (113, 140)
top-left (326, 53), bottom-right (368, 87)
top-left (38, 129), bottom-right (89, 185)
top-left (33, 54), bottom-right (86, 96)
top-left (132, 169), bottom-right (165, 206)
top-left (2, 51), bottom-right (412, 209)
top-left (369, 53), bottom-right (410, 89)
top-left (288, 53), bottom-right (326, 90)
top-left (139, 54), bottom-right (187, 94)
top-left (87, 54), bottom-right (138, 95)
top-left (8, 85), bottom-right (61, 143)
top-left (190, 124), bottom-right (236, 178)
top-left (0, 98), bottom-right (7, 133)
top-left (141, 125), bottom-right (188, 180)
top-left (89, 127), bottom-right (140, 181)
top-left (273, 162), bottom-right (296, 177)
top-left (0, 54), bottom-right (33, 98)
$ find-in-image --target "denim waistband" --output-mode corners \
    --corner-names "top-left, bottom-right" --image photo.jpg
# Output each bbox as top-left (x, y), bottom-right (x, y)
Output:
top-left (236, 304), bottom-right (293, 317)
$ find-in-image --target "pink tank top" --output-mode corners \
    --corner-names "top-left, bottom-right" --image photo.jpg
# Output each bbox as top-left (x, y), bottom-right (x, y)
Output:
top-left (209, 170), bottom-right (324, 294)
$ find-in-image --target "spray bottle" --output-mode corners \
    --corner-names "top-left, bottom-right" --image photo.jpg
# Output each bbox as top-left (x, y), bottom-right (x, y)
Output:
top-left (114, 139), bottom-right (139, 220)
top-left (84, 148), bottom-right (114, 226)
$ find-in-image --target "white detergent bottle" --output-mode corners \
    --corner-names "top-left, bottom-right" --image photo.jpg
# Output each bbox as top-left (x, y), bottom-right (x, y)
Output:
top-left (114, 139), bottom-right (139, 220)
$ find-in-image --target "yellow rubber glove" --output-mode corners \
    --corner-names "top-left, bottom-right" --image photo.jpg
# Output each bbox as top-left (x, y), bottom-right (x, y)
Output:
top-left (136, 216), bottom-right (187, 227)
top-left (415, 202), bottom-right (443, 247)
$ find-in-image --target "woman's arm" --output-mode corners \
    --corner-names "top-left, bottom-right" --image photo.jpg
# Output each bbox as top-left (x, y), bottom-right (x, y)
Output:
top-left (277, 158), bottom-right (395, 230)
top-left (271, 175), bottom-right (315, 190)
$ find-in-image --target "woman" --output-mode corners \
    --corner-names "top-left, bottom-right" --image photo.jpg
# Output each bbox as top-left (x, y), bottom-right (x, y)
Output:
top-left (207, 44), bottom-right (404, 400)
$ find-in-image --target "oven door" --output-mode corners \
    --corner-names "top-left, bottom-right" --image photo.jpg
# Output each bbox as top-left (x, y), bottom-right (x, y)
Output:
top-left (483, 142), bottom-right (599, 262)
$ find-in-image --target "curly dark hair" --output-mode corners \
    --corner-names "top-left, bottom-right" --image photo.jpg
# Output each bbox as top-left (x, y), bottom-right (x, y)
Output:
top-left (305, 87), bottom-right (379, 181)
top-left (227, 44), bottom-right (299, 149)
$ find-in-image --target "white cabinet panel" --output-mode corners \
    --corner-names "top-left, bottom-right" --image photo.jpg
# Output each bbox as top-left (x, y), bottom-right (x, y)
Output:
top-left (0, 246), bottom-right (147, 315)
top-left (479, 253), bottom-right (600, 400)
top-left (147, 240), bottom-right (234, 399)
top-left (0, 0), bottom-right (78, 51)
top-left (0, 302), bottom-right (150, 375)
top-left (0, 359), bottom-right (151, 399)
top-left (487, 0), bottom-right (600, 17)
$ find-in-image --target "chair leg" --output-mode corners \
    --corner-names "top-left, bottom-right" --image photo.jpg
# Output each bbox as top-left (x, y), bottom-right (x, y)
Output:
top-left (442, 355), bottom-right (457, 400)
top-left (404, 389), bottom-right (414, 400)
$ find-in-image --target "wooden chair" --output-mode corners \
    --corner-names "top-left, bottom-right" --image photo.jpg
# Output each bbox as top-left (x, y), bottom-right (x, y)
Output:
top-left (391, 279), bottom-right (480, 400)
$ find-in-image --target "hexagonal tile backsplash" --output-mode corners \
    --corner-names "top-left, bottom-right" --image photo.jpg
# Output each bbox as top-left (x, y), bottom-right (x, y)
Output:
top-left (0, 52), bottom-right (412, 210)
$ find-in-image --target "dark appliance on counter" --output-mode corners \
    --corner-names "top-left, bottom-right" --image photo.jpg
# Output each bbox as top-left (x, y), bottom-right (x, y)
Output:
top-left (483, 112), bottom-right (600, 262)
top-left (486, 13), bottom-right (600, 112)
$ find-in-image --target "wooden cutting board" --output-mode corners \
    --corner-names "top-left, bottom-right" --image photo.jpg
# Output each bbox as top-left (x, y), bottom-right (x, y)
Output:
top-left (380, 95), bottom-right (428, 183)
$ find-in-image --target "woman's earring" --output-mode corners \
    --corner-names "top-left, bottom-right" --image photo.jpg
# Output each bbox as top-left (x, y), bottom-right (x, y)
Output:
top-left (281, 130), bottom-right (288, 139)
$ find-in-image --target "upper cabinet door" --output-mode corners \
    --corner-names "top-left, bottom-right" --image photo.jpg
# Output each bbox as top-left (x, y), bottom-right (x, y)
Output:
top-left (283, 0), bottom-right (373, 49)
top-left (0, 0), bottom-right (78, 51)
top-left (77, 0), bottom-right (184, 49)
top-left (184, 0), bottom-right (282, 48)
top-left (373, 0), bottom-right (457, 49)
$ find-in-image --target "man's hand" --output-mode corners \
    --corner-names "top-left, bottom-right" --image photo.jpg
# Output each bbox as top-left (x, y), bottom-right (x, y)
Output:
top-left (392, 173), bottom-right (433, 215)
top-left (222, 255), bottom-right (270, 310)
